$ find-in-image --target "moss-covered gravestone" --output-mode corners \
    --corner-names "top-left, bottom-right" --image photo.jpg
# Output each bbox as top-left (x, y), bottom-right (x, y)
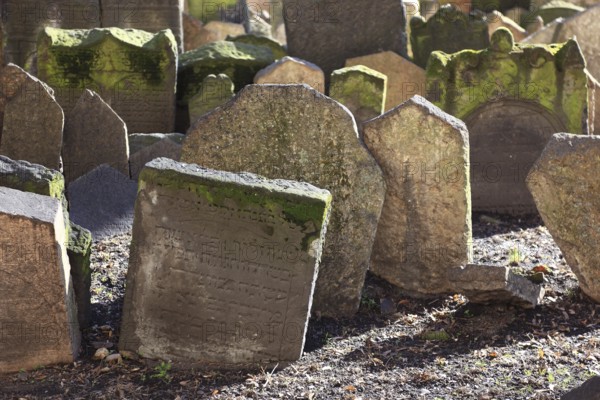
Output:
top-left (37, 27), bottom-right (178, 134)
top-left (254, 57), bottom-right (325, 93)
top-left (329, 66), bottom-right (387, 125)
top-left (188, 74), bottom-right (235, 123)
top-left (410, 5), bottom-right (490, 69)
top-left (363, 96), bottom-right (472, 296)
top-left (427, 28), bottom-right (588, 215)
top-left (227, 34), bottom-right (287, 60)
top-left (181, 85), bottom-right (385, 318)
top-left (120, 158), bottom-right (332, 367)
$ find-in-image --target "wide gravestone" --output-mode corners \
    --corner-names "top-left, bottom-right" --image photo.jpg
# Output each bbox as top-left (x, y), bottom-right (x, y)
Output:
top-left (181, 84), bottom-right (385, 317)
top-left (427, 28), bottom-right (588, 215)
top-left (363, 96), bottom-right (472, 296)
top-left (527, 134), bottom-right (600, 303)
top-left (0, 64), bottom-right (64, 169)
top-left (283, 0), bottom-right (407, 78)
top-left (0, 187), bottom-right (80, 373)
top-left (37, 27), bottom-right (178, 133)
top-left (120, 158), bottom-right (332, 367)
top-left (254, 56), bottom-right (325, 93)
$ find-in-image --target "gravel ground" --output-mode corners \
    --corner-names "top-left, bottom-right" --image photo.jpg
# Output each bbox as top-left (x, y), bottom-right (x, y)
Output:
top-left (1, 213), bottom-right (598, 399)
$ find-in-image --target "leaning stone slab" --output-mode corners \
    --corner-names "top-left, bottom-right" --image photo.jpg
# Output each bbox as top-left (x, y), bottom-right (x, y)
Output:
top-left (0, 64), bottom-right (64, 170)
top-left (67, 222), bottom-right (93, 329)
top-left (329, 66), bottom-right (387, 125)
top-left (37, 27), bottom-right (178, 134)
top-left (449, 264), bottom-right (545, 308)
top-left (181, 84), bottom-right (385, 317)
top-left (345, 51), bottom-right (425, 111)
top-left (62, 90), bottom-right (129, 183)
top-left (527, 133), bottom-right (600, 303)
top-left (428, 28), bottom-right (588, 215)
top-left (120, 158), bottom-right (332, 367)
top-left (283, 0), bottom-right (407, 78)
top-left (0, 187), bottom-right (80, 373)
top-left (188, 74), bottom-right (235, 123)
top-left (363, 95), bottom-right (472, 296)
top-left (130, 138), bottom-right (183, 181)
top-left (561, 376), bottom-right (600, 400)
top-left (254, 57), bottom-right (325, 93)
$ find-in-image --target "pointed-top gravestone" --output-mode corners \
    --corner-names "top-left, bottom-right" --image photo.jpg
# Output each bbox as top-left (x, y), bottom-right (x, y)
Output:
top-left (283, 0), bottom-right (407, 79)
top-left (254, 56), bottom-right (325, 93)
top-left (181, 84), bottom-right (385, 317)
top-left (62, 90), bottom-right (129, 183)
top-left (0, 64), bottom-right (64, 170)
top-left (363, 95), bottom-right (472, 295)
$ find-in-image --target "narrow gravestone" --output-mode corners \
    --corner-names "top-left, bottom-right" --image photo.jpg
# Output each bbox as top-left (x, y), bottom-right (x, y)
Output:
top-left (188, 74), bottom-right (235, 123)
top-left (589, 72), bottom-right (599, 136)
top-left (0, 186), bottom-right (80, 373)
top-left (241, 0), bottom-right (286, 43)
top-left (428, 28), bottom-right (588, 215)
top-left (362, 95), bottom-right (472, 296)
top-left (345, 51), bottom-right (426, 111)
top-left (283, 0), bottom-right (407, 79)
top-left (130, 138), bottom-right (182, 181)
top-left (37, 27), bottom-right (178, 134)
top-left (527, 133), bottom-right (600, 303)
top-left (62, 90), bottom-right (129, 183)
top-left (0, 64), bottom-right (64, 170)
top-left (254, 56), bottom-right (325, 93)
top-left (119, 158), bottom-right (332, 367)
top-left (329, 66), bottom-right (387, 125)
top-left (410, 5), bottom-right (489, 68)
top-left (181, 84), bottom-right (385, 317)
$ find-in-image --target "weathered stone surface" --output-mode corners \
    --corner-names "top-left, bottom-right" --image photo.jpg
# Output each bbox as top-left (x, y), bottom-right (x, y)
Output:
top-left (562, 376), bottom-right (600, 400)
top-left (67, 165), bottom-right (137, 239)
top-left (128, 132), bottom-right (185, 155)
top-left (487, 11), bottom-right (527, 42)
top-left (0, 186), bottom-right (80, 373)
top-left (183, 14), bottom-right (245, 51)
top-left (188, 74), bottom-right (235, 123)
top-left (527, 133), bottom-right (600, 303)
top-left (120, 158), bottom-right (332, 366)
top-left (588, 72), bottom-right (599, 136)
top-left (0, 64), bottom-right (64, 169)
top-left (522, 0), bottom-right (584, 27)
top-left (58, 0), bottom-right (101, 29)
top-left (227, 34), bottom-right (286, 59)
top-left (37, 27), bottom-right (178, 133)
top-left (329, 66), bottom-right (387, 125)
top-left (345, 51), bottom-right (426, 111)
top-left (242, 6), bottom-right (274, 39)
top-left (62, 90), bottom-right (129, 183)
top-left (187, 0), bottom-right (239, 23)
top-left (523, 5), bottom-right (600, 86)
top-left (101, 0), bottom-right (184, 52)
top-left (129, 138), bottom-right (182, 180)
top-left (181, 84), bottom-right (385, 317)
top-left (283, 0), bottom-right (407, 78)
top-left (449, 264), bottom-right (545, 308)
top-left (254, 56), bottom-right (325, 93)
top-left (67, 222), bottom-right (92, 329)
top-left (241, 0), bottom-right (286, 43)
top-left (410, 5), bottom-right (489, 68)
top-left (428, 28), bottom-right (588, 215)
top-left (362, 95), bottom-right (472, 295)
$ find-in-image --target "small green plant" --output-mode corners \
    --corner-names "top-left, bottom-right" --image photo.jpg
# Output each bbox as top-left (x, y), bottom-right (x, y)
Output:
top-left (151, 361), bottom-right (172, 383)
top-left (509, 247), bottom-right (521, 265)
top-left (360, 295), bottom-right (378, 310)
top-left (463, 309), bottom-right (473, 318)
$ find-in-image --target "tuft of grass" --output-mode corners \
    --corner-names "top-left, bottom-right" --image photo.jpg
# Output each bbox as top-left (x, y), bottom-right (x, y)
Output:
top-left (151, 361), bottom-right (172, 383)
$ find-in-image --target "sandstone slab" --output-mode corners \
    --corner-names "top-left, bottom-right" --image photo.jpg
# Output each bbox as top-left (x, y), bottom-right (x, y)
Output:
top-left (255, 57), bottom-right (325, 93)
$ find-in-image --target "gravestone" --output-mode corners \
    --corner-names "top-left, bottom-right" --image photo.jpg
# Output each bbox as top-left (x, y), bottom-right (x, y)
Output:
top-left (181, 84), bottom-right (385, 317)
top-left (129, 138), bottom-right (182, 180)
top-left (254, 57), bottom-right (325, 93)
top-left (283, 0), bottom-right (407, 78)
top-left (522, 0), bottom-right (584, 27)
top-left (0, 64), bottom-right (64, 170)
top-left (101, 0), bottom-right (184, 53)
top-left (58, 0), bottom-right (101, 29)
top-left (241, 0), bottom-right (286, 43)
top-left (487, 11), bottom-right (527, 42)
top-left (410, 5), bottom-right (490, 68)
top-left (189, 74), bottom-right (235, 123)
top-left (187, 0), bottom-right (239, 23)
top-left (0, 186), bottom-right (80, 373)
top-left (67, 222), bottom-right (93, 329)
top-left (589, 72), bottom-right (599, 135)
top-left (362, 95), bottom-right (471, 296)
top-left (227, 35), bottom-right (287, 60)
top-left (329, 66), bottom-right (387, 125)
top-left (345, 51), bottom-right (426, 111)
top-left (183, 14), bottom-right (245, 51)
top-left (119, 158), bottom-right (332, 366)
top-left (427, 28), bottom-right (588, 214)
top-left (128, 132), bottom-right (185, 155)
top-left (527, 133), bottom-right (600, 303)
top-left (37, 27), bottom-right (178, 134)
top-left (62, 90), bottom-right (129, 183)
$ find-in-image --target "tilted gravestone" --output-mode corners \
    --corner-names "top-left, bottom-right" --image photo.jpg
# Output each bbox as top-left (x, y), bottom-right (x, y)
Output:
top-left (37, 27), bottom-right (178, 134)
top-left (527, 133), bottom-right (600, 303)
top-left (363, 95), bottom-right (472, 296)
top-left (283, 0), bottom-right (407, 79)
top-left (62, 90), bottom-right (129, 183)
top-left (181, 84), bottom-right (385, 317)
top-left (0, 64), bottom-right (64, 170)
top-left (345, 51), bottom-right (425, 111)
top-left (0, 186), bottom-right (80, 373)
top-left (427, 28), bottom-right (588, 215)
top-left (188, 74), bottom-right (235, 123)
top-left (254, 56), bottom-right (325, 93)
top-left (119, 158), bottom-right (332, 367)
